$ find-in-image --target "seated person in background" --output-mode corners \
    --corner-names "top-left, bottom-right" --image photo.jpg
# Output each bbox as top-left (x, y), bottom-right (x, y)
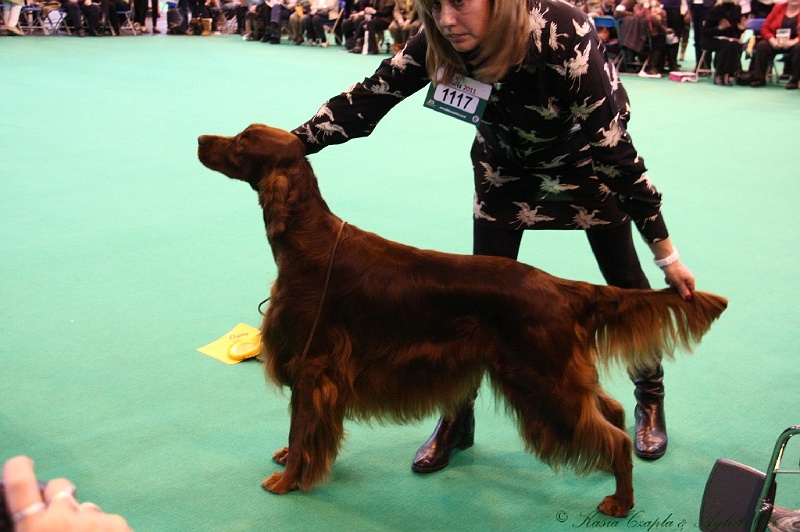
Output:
top-left (3, 0), bottom-right (24, 36)
top-left (242, 0), bottom-right (264, 39)
top-left (301, 0), bottom-right (338, 46)
top-left (703, 0), bottom-right (746, 85)
top-left (218, 0), bottom-right (245, 34)
top-left (644, 1), bottom-right (680, 74)
top-left (342, 0), bottom-right (369, 48)
top-left (750, 0), bottom-right (800, 88)
top-left (347, 0), bottom-right (393, 53)
top-left (289, 0), bottom-right (308, 43)
top-left (387, 0), bottom-right (419, 53)
top-left (264, 0), bottom-right (297, 43)
top-left (105, 0), bottom-right (130, 34)
top-left (618, 0), bottom-right (675, 76)
top-left (61, 0), bottom-right (103, 35)
top-left (596, 24), bottom-right (618, 45)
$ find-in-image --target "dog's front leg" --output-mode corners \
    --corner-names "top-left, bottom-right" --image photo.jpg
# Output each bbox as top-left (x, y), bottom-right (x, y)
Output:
top-left (271, 446), bottom-right (290, 466)
top-left (262, 368), bottom-right (344, 494)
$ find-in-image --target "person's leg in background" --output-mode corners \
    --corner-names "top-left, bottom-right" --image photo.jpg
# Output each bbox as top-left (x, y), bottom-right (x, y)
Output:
top-left (150, 0), bottom-right (159, 33)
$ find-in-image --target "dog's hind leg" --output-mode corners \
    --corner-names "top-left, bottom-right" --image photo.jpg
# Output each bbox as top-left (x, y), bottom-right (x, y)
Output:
top-left (494, 368), bottom-right (634, 517)
top-left (594, 419), bottom-right (634, 517)
top-left (262, 368), bottom-right (345, 494)
top-left (596, 390), bottom-right (626, 432)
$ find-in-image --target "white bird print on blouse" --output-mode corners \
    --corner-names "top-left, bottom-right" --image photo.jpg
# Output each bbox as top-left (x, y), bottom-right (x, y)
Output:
top-left (513, 127), bottom-right (557, 144)
top-left (535, 153), bottom-right (570, 169)
top-left (474, 193), bottom-right (497, 221)
top-left (513, 202), bottom-right (556, 228)
top-left (604, 62), bottom-right (621, 93)
top-left (390, 51), bottom-right (422, 72)
top-left (529, 5), bottom-right (548, 52)
top-left (315, 121), bottom-right (348, 138)
top-left (525, 97), bottom-right (561, 119)
top-left (592, 162), bottom-right (622, 178)
top-left (298, 124), bottom-right (319, 144)
top-left (480, 162), bottom-right (521, 191)
top-left (594, 117), bottom-right (625, 147)
top-left (344, 83), bottom-right (357, 105)
top-left (539, 175), bottom-right (580, 197)
top-left (571, 206), bottom-right (611, 228)
top-left (570, 96), bottom-right (606, 120)
top-left (314, 103), bottom-right (335, 121)
top-left (552, 41), bottom-right (591, 88)
top-left (548, 21), bottom-right (567, 51)
top-left (573, 18), bottom-right (591, 37)
top-left (369, 77), bottom-right (404, 98)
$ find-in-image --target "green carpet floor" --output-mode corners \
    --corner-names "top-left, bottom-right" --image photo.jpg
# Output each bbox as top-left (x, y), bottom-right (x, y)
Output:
top-left (2, 34), bottom-right (799, 531)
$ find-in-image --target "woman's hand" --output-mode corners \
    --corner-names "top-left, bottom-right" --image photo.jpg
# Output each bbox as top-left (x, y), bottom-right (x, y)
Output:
top-left (661, 261), bottom-right (695, 301)
top-left (3, 456), bottom-right (132, 532)
top-left (649, 238), bottom-right (695, 301)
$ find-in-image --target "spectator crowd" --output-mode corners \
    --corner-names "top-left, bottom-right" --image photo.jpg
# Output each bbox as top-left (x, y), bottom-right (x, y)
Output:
top-left (2, 0), bottom-right (798, 88)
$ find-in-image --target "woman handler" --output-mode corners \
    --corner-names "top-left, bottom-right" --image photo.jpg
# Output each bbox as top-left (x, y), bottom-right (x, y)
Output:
top-left (290, 0), bottom-right (696, 471)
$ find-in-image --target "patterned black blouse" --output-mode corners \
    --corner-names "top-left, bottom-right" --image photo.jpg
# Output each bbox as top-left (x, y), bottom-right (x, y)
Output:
top-left (292, 0), bottom-right (668, 244)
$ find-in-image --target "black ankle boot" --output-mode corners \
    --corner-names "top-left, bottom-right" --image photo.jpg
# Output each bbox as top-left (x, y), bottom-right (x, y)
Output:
top-left (632, 364), bottom-right (667, 460)
top-left (411, 395), bottom-right (476, 473)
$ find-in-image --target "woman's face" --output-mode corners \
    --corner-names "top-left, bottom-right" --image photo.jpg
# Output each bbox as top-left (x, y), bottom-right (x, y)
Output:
top-left (431, 0), bottom-right (492, 53)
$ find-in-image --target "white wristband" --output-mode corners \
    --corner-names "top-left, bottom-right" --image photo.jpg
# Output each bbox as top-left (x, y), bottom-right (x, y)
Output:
top-left (653, 248), bottom-right (680, 269)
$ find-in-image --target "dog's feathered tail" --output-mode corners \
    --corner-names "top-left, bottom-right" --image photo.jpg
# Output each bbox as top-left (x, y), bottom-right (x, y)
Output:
top-left (587, 288), bottom-right (728, 373)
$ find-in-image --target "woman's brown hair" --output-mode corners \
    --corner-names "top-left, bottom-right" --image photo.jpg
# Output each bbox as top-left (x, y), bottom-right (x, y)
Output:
top-left (415, 0), bottom-right (531, 85)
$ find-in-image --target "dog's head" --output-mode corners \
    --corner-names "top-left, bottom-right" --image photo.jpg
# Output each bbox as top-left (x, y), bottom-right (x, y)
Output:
top-left (198, 123), bottom-right (329, 239)
top-left (197, 123), bottom-right (307, 192)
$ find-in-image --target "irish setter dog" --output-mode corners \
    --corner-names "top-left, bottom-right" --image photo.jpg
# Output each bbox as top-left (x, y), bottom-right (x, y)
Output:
top-left (197, 123), bottom-right (727, 517)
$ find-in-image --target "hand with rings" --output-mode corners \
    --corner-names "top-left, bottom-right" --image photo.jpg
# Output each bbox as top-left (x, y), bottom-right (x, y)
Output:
top-left (3, 456), bottom-right (131, 531)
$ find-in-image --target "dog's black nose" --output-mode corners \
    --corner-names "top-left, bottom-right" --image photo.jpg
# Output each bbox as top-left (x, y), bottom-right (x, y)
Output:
top-left (198, 135), bottom-right (208, 147)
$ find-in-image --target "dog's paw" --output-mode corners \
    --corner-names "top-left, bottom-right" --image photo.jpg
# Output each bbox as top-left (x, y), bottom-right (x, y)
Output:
top-left (597, 495), bottom-right (633, 518)
top-left (262, 472), bottom-right (298, 494)
top-left (272, 446), bottom-right (289, 465)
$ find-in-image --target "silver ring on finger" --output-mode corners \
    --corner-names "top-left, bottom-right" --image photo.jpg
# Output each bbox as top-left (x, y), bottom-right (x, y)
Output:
top-left (49, 488), bottom-right (80, 510)
top-left (11, 502), bottom-right (47, 524)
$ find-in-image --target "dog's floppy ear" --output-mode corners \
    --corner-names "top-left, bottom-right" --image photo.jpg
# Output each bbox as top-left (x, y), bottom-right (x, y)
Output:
top-left (260, 170), bottom-right (290, 238)
top-left (240, 124), bottom-right (307, 192)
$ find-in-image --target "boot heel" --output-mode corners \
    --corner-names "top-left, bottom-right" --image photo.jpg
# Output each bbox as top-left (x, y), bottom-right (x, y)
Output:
top-left (457, 430), bottom-right (474, 450)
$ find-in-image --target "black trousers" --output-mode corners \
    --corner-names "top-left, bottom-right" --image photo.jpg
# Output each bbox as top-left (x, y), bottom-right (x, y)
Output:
top-left (472, 221), bottom-right (651, 290)
top-left (134, 0), bottom-right (157, 26)
top-left (690, 4), bottom-right (711, 69)
top-left (751, 41), bottom-right (800, 83)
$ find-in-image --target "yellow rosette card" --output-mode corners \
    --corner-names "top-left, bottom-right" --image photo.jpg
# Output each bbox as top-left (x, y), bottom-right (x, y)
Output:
top-left (197, 323), bottom-right (261, 364)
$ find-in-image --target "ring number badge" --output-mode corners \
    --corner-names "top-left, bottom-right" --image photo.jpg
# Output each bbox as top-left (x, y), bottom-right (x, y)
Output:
top-left (424, 73), bottom-right (492, 125)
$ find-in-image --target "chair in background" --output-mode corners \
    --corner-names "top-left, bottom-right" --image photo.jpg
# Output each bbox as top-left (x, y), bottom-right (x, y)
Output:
top-left (45, 7), bottom-right (71, 35)
top-left (742, 17), bottom-right (782, 83)
top-left (614, 15), bottom-right (650, 73)
top-left (694, 48), bottom-right (714, 77)
top-left (18, 2), bottom-right (46, 34)
top-left (115, 3), bottom-right (137, 34)
top-left (699, 425), bottom-right (800, 532)
top-left (321, 0), bottom-right (345, 46)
